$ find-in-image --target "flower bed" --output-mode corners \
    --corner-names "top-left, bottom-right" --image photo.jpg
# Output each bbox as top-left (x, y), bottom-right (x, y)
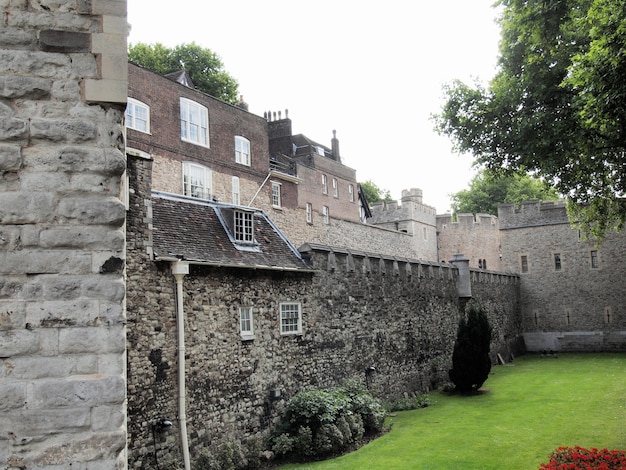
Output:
top-left (540, 446), bottom-right (626, 469)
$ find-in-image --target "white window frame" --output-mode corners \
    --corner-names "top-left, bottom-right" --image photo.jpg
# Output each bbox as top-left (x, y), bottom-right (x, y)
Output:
top-left (348, 184), bottom-right (354, 202)
top-left (271, 181), bottom-right (282, 208)
top-left (180, 98), bottom-right (209, 147)
top-left (322, 205), bottom-right (329, 224)
top-left (305, 203), bottom-right (313, 224)
top-left (280, 302), bottom-right (302, 335)
top-left (183, 162), bottom-right (212, 200)
top-left (234, 210), bottom-right (254, 243)
top-left (332, 178), bottom-right (338, 198)
top-left (235, 136), bottom-right (251, 166)
top-left (321, 174), bottom-right (328, 194)
top-left (239, 306), bottom-right (254, 339)
top-left (232, 176), bottom-right (240, 205)
top-left (126, 98), bottom-right (150, 133)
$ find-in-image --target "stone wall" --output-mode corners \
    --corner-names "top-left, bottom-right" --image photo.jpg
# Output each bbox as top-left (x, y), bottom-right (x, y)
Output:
top-left (437, 212), bottom-right (502, 270)
top-left (1, 1), bottom-right (128, 468)
top-left (125, 154), bottom-right (524, 466)
top-left (499, 201), bottom-right (626, 351)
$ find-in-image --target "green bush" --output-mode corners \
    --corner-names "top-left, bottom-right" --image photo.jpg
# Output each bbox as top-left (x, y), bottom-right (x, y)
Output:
top-left (449, 304), bottom-right (492, 393)
top-left (270, 383), bottom-right (385, 461)
top-left (385, 394), bottom-right (431, 412)
top-left (194, 439), bottom-right (256, 470)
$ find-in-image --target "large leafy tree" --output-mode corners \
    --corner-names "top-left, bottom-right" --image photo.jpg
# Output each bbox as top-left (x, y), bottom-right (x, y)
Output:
top-left (128, 42), bottom-right (239, 104)
top-left (451, 168), bottom-right (559, 215)
top-left (435, 0), bottom-right (626, 239)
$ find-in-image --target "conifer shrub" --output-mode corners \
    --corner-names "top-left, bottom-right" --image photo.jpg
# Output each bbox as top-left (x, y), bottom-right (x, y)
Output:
top-left (449, 304), bottom-right (493, 393)
top-left (270, 381), bottom-right (385, 461)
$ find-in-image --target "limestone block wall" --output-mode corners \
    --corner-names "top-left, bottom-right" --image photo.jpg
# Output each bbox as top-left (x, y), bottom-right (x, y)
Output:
top-left (499, 201), bottom-right (626, 351)
top-left (437, 213), bottom-right (502, 270)
top-left (0, 1), bottom-right (128, 468)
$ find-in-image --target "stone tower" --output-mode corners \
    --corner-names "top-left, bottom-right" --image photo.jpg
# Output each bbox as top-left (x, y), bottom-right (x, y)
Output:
top-left (1, 1), bottom-right (128, 468)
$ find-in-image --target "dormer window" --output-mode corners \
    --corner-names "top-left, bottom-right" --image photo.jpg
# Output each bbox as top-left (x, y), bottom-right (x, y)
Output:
top-left (234, 210), bottom-right (254, 243)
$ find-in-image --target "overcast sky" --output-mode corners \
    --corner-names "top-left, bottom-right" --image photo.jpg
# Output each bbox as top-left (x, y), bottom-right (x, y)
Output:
top-left (127, 0), bottom-right (503, 213)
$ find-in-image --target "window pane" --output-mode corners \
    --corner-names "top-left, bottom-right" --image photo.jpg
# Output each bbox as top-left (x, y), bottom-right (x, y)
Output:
top-left (281, 303), bottom-right (300, 333)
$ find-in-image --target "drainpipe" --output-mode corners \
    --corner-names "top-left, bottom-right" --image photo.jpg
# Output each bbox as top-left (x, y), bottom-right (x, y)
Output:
top-left (172, 261), bottom-right (191, 470)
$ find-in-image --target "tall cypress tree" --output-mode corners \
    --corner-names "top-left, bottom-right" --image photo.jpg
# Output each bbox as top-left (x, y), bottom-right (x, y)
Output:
top-left (449, 305), bottom-right (493, 393)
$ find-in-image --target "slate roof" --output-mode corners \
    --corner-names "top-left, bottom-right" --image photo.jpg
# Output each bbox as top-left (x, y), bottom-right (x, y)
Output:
top-left (151, 192), bottom-right (313, 271)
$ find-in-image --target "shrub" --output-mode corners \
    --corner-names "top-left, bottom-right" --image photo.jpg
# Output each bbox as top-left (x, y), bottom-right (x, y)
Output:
top-left (194, 439), bottom-right (256, 470)
top-left (539, 446), bottom-right (626, 469)
top-left (385, 394), bottom-right (431, 412)
top-left (270, 383), bottom-right (385, 461)
top-left (449, 304), bottom-right (492, 393)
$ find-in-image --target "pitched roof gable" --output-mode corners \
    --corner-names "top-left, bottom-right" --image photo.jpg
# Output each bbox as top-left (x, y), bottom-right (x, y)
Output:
top-left (151, 192), bottom-right (312, 272)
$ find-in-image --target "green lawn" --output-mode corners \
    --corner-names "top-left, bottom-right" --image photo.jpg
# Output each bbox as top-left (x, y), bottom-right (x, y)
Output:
top-left (279, 353), bottom-right (626, 469)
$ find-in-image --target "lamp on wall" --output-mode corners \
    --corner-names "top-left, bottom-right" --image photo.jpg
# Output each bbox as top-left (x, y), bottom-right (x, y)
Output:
top-left (151, 418), bottom-right (173, 470)
top-left (365, 365), bottom-right (376, 390)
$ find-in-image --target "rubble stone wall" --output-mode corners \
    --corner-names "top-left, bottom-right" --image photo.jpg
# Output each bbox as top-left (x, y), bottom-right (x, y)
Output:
top-left (125, 155), bottom-right (524, 467)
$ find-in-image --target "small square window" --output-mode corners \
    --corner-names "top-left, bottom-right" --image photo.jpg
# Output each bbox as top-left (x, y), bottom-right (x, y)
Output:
top-left (239, 306), bottom-right (254, 339)
top-left (280, 302), bottom-right (302, 335)
top-left (235, 136), bottom-right (251, 166)
top-left (271, 182), bottom-right (281, 208)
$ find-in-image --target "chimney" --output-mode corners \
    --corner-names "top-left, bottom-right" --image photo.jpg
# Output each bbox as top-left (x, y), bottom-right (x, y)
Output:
top-left (331, 129), bottom-right (341, 163)
top-left (236, 95), bottom-right (248, 111)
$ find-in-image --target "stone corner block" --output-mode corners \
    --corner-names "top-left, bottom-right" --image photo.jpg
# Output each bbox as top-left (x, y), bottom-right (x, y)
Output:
top-left (82, 79), bottom-right (127, 105)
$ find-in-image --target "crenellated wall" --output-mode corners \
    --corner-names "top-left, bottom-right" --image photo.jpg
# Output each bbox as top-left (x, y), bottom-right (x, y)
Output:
top-left (437, 212), bottom-right (502, 270)
top-left (125, 154), bottom-right (524, 466)
top-left (0, 1), bottom-right (128, 468)
top-left (499, 201), bottom-right (626, 351)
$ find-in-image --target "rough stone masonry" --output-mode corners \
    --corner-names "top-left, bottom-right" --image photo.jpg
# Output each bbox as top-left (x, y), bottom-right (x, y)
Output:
top-left (0, 1), bottom-right (128, 468)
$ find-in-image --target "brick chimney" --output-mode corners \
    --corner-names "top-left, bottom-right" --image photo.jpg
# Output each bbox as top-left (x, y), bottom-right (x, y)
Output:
top-left (331, 129), bottom-right (341, 163)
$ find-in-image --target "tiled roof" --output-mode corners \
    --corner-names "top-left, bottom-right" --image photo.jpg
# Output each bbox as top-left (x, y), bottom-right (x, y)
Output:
top-left (151, 192), bottom-right (313, 272)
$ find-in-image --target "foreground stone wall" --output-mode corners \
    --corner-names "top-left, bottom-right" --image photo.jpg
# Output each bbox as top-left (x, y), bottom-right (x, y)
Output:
top-left (126, 156), bottom-right (524, 466)
top-left (0, 1), bottom-right (128, 468)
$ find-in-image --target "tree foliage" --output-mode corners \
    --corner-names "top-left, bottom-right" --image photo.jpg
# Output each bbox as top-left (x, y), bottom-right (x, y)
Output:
top-left (451, 168), bottom-right (560, 215)
top-left (449, 305), bottom-right (492, 394)
top-left (128, 42), bottom-right (239, 104)
top-left (359, 180), bottom-right (392, 204)
top-left (434, 0), bottom-right (626, 239)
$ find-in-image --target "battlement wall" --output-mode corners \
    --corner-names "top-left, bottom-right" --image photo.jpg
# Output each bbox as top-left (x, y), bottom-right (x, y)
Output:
top-left (498, 200), bottom-right (567, 229)
top-left (437, 213), bottom-right (502, 270)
